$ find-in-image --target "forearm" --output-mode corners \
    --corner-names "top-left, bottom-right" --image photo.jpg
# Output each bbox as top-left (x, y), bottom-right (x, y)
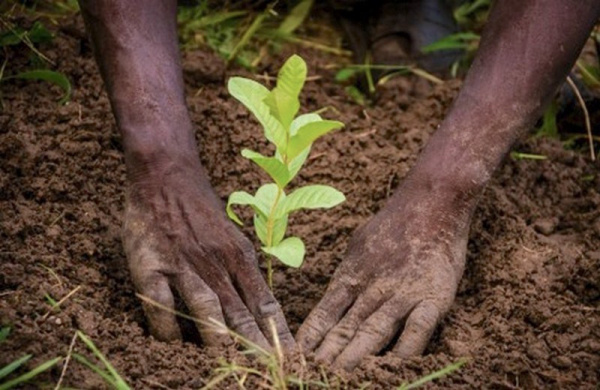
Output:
top-left (404, 0), bottom-right (600, 204)
top-left (79, 0), bottom-right (198, 177)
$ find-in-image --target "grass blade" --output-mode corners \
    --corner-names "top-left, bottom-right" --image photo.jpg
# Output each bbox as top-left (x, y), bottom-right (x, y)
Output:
top-left (0, 357), bottom-right (61, 390)
top-left (72, 354), bottom-right (119, 389)
top-left (510, 151), bottom-right (547, 160)
top-left (228, 11), bottom-right (268, 63)
top-left (7, 70), bottom-right (71, 104)
top-left (278, 0), bottom-right (313, 35)
top-left (397, 359), bottom-right (466, 390)
top-left (0, 355), bottom-right (32, 381)
top-left (0, 327), bottom-right (10, 343)
top-left (76, 332), bottom-right (131, 390)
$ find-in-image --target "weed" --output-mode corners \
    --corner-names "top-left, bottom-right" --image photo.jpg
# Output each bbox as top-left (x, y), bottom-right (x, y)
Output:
top-left (396, 359), bottom-right (466, 390)
top-left (73, 331), bottom-right (131, 390)
top-left (0, 326), bottom-right (62, 390)
top-left (178, 0), bottom-right (346, 69)
top-left (510, 151), bottom-right (548, 161)
top-left (0, 12), bottom-right (71, 104)
top-left (334, 62), bottom-right (442, 105)
top-left (536, 100), bottom-right (559, 139)
top-left (226, 54), bottom-right (345, 287)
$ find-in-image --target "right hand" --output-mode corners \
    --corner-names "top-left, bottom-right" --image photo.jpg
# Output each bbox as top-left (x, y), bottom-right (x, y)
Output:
top-left (122, 155), bottom-right (294, 350)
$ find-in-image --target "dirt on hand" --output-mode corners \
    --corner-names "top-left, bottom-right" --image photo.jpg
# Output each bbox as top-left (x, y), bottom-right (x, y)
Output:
top-left (1, 17), bottom-right (599, 389)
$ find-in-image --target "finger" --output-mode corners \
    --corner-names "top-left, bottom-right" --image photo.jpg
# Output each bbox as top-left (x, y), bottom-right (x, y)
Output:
top-left (136, 274), bottom-right (182, 341)
top-left (296, 281), bottom-right (355, 353)
top-left (235, 261), bottom-right (295, 350)
top-left (175, 269), bottom-right (231, 347)
top-left (333, 299), bottom-right (415, 371)
top-left (392, 300), bottom-right (441, 358)
top-left (315, 286), bottom-right (387, 363)
top-left (217, 279), bottom-right (271, 350)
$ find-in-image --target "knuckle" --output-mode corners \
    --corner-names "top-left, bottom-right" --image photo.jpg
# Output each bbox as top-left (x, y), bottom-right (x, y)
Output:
top-left (409, 309), bottom-right (438, 330)
top-left (190, 290), bottom-right (220, 311)
top-left (228, 308), bottom-right (256, 330)
top-left (359, 321), bottom-right (389, 339)
top-left (238, 240), bottom-right (257, 265)
top-left (331, 325), bottom-right (355, 343)
top-left (299, 317), bottom-right (326, 340)
top-left (140, 285), bottom-right (173, 307)
top-left (257, 298), bottom-right (281, 319)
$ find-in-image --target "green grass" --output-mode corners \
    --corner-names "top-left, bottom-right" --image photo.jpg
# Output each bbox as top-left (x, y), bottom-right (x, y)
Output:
top-left (0, 327), bottom-right (62, 390)
top-left (178, 0), bottom-right (346, 69)
top-left (0, 5), bottom-right (72, 105)
top-left (73, 331), bottom-right (131, 390)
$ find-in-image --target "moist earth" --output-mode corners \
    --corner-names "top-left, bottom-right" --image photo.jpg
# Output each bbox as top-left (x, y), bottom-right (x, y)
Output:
top-left (1, 17), bottom-right (599, 389)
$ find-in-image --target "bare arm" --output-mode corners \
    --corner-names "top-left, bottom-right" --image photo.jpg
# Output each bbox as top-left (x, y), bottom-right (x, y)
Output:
top-left (297, 0), bottom-right (600, 370)
top-left (79, 0), bottom-right (294, 348)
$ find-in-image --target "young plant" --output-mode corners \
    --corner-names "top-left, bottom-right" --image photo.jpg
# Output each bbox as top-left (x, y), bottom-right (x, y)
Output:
top-left (226, 54), bottom-right (345, 287)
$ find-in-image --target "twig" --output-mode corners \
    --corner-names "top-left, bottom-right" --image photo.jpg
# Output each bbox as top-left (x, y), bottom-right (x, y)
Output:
top-left (140, 378), bottom-right (174, 390)
top-left (0, 17), bottom-right (55, 65)
top-left (566, 76), bottom-right (595, 161)
top-left (54, 331), bottom-right (78, 390)
top-left (41, 285), bottom-right (81, 321)
top-left (40, 264), bottom-right (63, 288)
top-left (352, 128), bottom-right (377, 138)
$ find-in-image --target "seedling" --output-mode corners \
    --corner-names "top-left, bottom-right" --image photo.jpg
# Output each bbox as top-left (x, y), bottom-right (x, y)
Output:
top-left (226, 54), bottom-right (345, 287)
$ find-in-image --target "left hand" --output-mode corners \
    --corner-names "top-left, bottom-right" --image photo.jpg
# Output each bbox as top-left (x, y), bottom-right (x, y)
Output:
top-left (296, 181), bottom-right (471, 370)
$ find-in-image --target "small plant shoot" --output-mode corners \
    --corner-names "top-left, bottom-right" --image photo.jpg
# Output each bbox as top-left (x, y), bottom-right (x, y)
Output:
top-left (226, 54), bottom-right (345, 287)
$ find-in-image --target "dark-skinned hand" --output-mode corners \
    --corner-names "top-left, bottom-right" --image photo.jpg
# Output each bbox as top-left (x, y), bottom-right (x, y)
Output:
top-left (296, 181), bottom-right (471, 370)
top-left (122, 155), bottom-right (294, 350)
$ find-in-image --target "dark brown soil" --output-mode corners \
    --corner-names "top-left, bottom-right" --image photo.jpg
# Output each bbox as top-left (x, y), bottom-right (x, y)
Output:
top-left (1, 17), bottom-right (599, 389)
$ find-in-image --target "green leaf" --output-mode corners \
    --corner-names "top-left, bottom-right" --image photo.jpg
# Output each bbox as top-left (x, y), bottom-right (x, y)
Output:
top-left (0, 327), bottom-right (10, 343)
top-left (254, 214), bottom-right (268, 246)
top-left (287, 147), bottom-right (311, 181)
top-left (228, 77), bottom-right (286, 148)
top-left (278, 0), bottom-right (314, 35)
top-left (8, 70), bottom-right (72, 105)
top-left (283, 113), bottom-right (322, 180)
top-left (335, 67), bottom-right (359, 82)
top-left (182, 10), bottom-right (246, 32)
top-left (276, 54), bottom-right (307, 102)
top-left (226, 191), bottom-right (267, 225)
top-left (287, 120), bottom-right (344, 160)
top-left (28, 21), bottom-right (54, 44)
top-left (271, 215), bottom-right (288, 246)
top-left (282, 185), bottom-right (345, 215)
top-left (421, 32), bottom-right (479, 54)
top-left (0, 28), bottom-right (24, 47)
top-left (290, 113), bottom-right (322, 136)
top-left (255, 183), bottom-right (287, 217)
top-left (242, 149), bottom-right (290, 188)
top-left (264, 87), bottom-right (299, 131)
top-left (262, 237), bottom-right (305, 268)
top-left (0, 355), bottom-right (32, 381)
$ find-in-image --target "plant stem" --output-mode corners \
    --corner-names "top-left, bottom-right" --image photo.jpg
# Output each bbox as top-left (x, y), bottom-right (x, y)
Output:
top-left (265, 186), bottom-right (283, 288)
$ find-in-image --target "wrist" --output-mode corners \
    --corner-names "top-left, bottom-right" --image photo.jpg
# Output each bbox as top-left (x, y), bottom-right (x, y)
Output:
top-left (124, 136), bottom-right (202, 185)
top-left (398, 137), bottom-right (492, 210)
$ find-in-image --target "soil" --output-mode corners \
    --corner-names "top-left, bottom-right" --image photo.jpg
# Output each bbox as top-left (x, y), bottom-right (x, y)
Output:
top-left (1, 16), bottom-right (599, 390)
